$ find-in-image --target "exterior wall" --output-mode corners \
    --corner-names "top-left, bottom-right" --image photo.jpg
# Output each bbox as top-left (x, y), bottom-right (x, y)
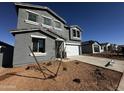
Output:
top-left (0, 53), bottom-right (3, 66)
top-left (82, 44), bottom-right (92, 54)
top-left (0, 44), bottom-right (14, 67)
top-left (70, 27), bottom-right (81, 41)
top-left (65, 27), bottom-right (81, 44)
top-left (17, 8), bottom-right (82, 44)
top-left (17, 8), bottom-right (68, 40)
top-left (12, 5), bottom-right (82, 66)
top-left (13, 31), bottom-right (56, 66)
top-left (2, 46), bottom-right (14, 67)
top-left (92, 43), bottom-right (101, 53)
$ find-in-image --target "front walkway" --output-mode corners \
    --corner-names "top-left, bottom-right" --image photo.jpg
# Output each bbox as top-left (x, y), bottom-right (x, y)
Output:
top-left (68, 55), bottom-right (124, 91)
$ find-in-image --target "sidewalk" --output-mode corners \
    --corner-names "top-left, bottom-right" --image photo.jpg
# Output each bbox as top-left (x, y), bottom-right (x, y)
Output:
top-left (68, 55), bottom-right (124, 72)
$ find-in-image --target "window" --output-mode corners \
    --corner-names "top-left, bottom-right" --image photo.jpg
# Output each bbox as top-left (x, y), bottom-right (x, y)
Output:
top-left (77, 31), bottom-right (80, 37)
top-left (54, 21), bottom-right (61, 28)
top-left (73, 29), bottom-right (76, 37)
top-left (72, 29), bottom-right (80, 38)
top-left (94, 45), bottom-right (100, 52)
top-left (32, 38), bottom-right (45, 53)
top-left (43, 17), bottom-right (52, 26)
top-left (28, 12), bottom-right (38, 22)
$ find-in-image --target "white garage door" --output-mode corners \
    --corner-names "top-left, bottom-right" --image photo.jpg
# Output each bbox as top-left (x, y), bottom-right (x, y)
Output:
top-left (66, 45), bottom-right (79, 56)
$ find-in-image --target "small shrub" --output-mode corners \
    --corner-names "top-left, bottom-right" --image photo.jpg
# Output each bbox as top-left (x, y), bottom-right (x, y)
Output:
top-left (73, 78), bottom-right (81, 84)
top-left (75, 61), bottom-right (79, 65)
top-left (46, 62), bottom-right (52, 66)
top-left (63, 67), bottom-right (67, 71)
top-left (25, 66), bottom-right (30, 70)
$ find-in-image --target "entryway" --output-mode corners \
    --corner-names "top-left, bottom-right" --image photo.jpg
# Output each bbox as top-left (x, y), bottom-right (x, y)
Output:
top-left (55, 41), bottom-right (64, 58)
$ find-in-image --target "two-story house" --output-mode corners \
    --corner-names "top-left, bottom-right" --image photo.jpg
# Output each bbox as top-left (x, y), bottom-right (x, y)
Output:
top-left (11, 3), bottom-right (82, 66)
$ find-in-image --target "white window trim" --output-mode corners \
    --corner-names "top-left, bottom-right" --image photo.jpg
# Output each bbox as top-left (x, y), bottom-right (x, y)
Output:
top-left (25, 20), bottom-right (39, 25)
top-left (30, 35), bottom-right (47, 56)
top-left (30, 52), bottom-right (47, 56)
top-left (65, 42), bottom-right (81, 46)
top-left (42, 23), bottom-right (53, 28)
top-left (31, 35), bottom-right (47, 39)
top-left (42, 15), bottom-right (52, 19)
top-left (92, 44), bottom-right (101, 53)
top-left (72, 28), bottom-right (80, 38)
top-left (26, 9), bottom-right (40, 15)
top-left (25, 9), bottom-right (39, 25)
top-left (54, 27), bottom-right (62, 31)
top-left (54, 20), bottom-right (62, 31)
top-left (73, 37), bottom-right (80, 39)
top-left (41, 15), bottom-right (53, 28)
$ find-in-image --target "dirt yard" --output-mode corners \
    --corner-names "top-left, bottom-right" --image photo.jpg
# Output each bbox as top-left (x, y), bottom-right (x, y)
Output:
top-left (0, 60), bottom-right (122, 91)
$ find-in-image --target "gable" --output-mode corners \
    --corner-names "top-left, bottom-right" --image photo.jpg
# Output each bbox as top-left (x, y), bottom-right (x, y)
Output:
top-left (15, 2), bottom-right (66, 24)
top-left (93, 42), bottom-right (100, 46)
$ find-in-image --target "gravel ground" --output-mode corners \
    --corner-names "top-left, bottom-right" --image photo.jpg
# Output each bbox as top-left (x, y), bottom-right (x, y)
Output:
top-left (0, 60), bottom-right (122, 91)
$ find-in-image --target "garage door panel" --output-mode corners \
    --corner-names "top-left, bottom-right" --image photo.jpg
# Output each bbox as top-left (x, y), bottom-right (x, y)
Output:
top-left (66, 45), bottom-right (79, 56)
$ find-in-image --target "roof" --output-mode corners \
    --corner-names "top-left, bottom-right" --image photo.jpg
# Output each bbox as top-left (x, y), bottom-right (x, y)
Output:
top-left (10, 27), bottom-right (66, 40)
top-left (0, 41), bottom-right (13, 47)
top-left (14, 2), bottom-right (66, 24)
top-left (118, 45), bottom-right (124, 47)
top-left (70, 25), bottom-right (82, 31)
top-left (82, 40), bottom-right (100, 45)
top-left (100, 42), bottom-right (110, 45)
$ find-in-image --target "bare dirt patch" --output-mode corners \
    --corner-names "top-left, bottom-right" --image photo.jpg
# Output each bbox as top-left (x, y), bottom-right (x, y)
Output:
top-left (0, 60), bottom-right (122, 91)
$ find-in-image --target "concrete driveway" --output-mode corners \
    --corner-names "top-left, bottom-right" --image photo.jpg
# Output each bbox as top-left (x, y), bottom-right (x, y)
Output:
top-left (68, 55), bottom-right (124, 90)
top-left (68, 55), bottom-right (124, 72)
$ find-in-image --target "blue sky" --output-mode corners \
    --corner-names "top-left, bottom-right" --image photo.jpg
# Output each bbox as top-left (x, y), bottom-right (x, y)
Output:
top-left (0, 2), bottom-right (124, 45)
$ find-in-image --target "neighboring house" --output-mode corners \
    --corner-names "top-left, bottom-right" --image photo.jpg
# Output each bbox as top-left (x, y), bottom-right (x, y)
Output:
top-left (110, 44), bottom-right (118, 53)
top-left (10, 3), bottom-right (82, 66)
top-left (82, 40), bottom-right (101, 54)
top-left (100, 43), bottom-right (118, 53)
top-left (118, 45), bottom-right (124, 54)
top-left (0, 41), bottom-right (14, 67)
top-left (100, 43), bottom-right (111, 52)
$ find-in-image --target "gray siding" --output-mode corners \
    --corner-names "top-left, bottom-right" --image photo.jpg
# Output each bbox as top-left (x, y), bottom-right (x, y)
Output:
top-left (13, 31), bottom-right (56, 66)
top-left (12, 5), bottom-right (82, 66)
top-left (82, 44), bottom-right (93, 54)
top-left (17, 8), bottom-right (81, 43)
top-left (17, 8), bottom-right (68, 40)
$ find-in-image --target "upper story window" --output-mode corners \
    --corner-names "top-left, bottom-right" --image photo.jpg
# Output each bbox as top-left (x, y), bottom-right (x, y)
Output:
top-left (43, 17), bottom-right (52, 26)
top-left (28, 12), bottom-right (38, 22)
top-left (32, 38), bottom-right (45, 53)
top-left (73, 29), bottom-right (76, 37)
top-left (72, 28), bottom-right (80, 38)
top-left (54, 21), bottom-right (61, 29)
top-left (77, 30), bottom-right (80, 37)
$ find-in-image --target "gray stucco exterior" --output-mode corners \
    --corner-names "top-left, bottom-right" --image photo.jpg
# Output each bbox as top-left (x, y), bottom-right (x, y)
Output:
top-left (11, 3), bottom-right (82, 66)
top-left (82, 41), bottom-right (101, 54)
top-left (13, 31), bottom-right (56, 66)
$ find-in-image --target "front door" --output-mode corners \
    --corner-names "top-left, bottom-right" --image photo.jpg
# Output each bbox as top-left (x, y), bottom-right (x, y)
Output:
top-left (55, 41), bottom-right (63, 58)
